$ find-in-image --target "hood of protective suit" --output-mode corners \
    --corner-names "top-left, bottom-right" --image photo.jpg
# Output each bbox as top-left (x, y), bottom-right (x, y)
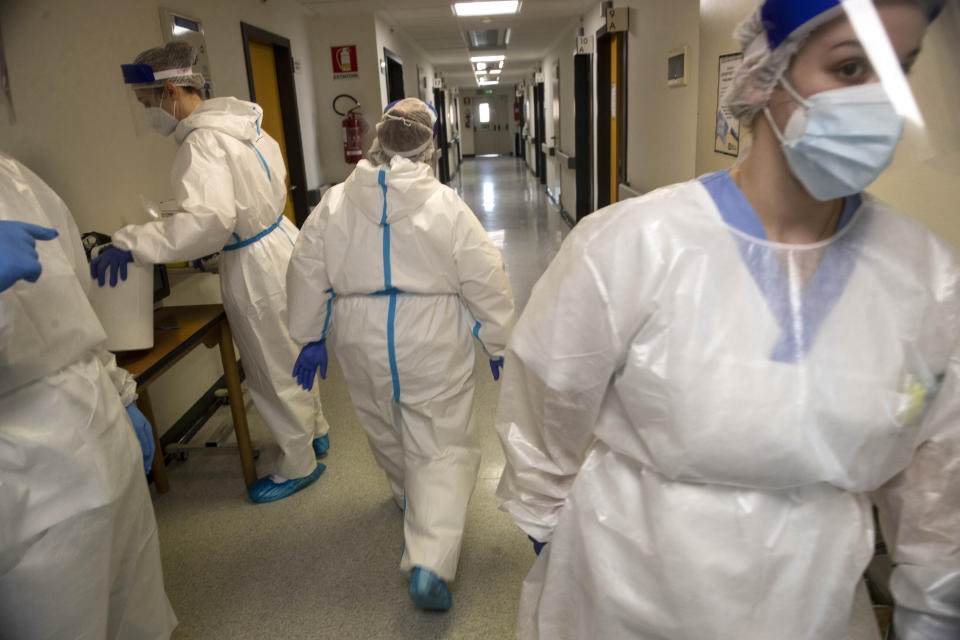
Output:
top-left (343, 157), bottom-right (439, 225)
top-left (174, 96), bottom-right (265, 144)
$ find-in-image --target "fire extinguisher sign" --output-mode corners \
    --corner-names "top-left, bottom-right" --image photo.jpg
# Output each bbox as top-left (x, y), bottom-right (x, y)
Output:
top-left (331, 45), bottom-right (359, 79)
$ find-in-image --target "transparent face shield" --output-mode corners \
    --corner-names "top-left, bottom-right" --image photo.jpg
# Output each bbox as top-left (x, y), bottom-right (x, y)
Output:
top-left (838, 0), bottom-right (937, 155)
top-left (124, 86), bottom-right (168, 137)
top-left (835, 0), bottom-right (959, 235)
top-left (121, 64), bottom-right (192, 137)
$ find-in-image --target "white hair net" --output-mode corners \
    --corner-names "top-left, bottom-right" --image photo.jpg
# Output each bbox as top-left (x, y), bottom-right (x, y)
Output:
top-left (129, 41), bottom-right (205, 91)
top-left (367, 98), bottom-right (437, 165)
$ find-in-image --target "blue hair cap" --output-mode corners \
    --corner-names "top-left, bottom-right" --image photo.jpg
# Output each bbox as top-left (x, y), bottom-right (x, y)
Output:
top-left (761, 0), bottom-right (945, 50)
top-left (761, 0), bottom-right (841, 50)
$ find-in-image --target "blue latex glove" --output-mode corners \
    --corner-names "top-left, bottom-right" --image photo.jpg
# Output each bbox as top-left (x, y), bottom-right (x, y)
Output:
top-left (529, 535), bottom-right (547, 556)
top-left (125, 403), bottom-right (155, 474)
top-left (293, 340), bottom-right (327, 391)
top-left (0, 221), bottom-right (58, 292)
top-left (90, 246), bottom-right (134, 287)
top-left (490, 357), bottom-right (504, 381)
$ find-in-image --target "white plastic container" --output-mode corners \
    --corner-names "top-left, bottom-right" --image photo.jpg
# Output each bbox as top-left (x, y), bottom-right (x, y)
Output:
top-left (88, 254), bottom-right (155, 351)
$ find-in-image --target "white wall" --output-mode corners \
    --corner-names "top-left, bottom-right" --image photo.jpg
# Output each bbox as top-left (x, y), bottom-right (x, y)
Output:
top-left (459, 96), bottom-right (476, 155)
top-left (542, 52), bottom-right (559, 201)
top-left (537, 24), bottom-right (578, 212)
top-left (557, 31), bottom-right (578, 217)
top-left (619, 0), bottom-right (700, 193)
top-left (307, 11), bottom-right (380, 186)
top-left (537, 1), bottom-right (700, 213)
top-left (695, 0), bottom-right (960, 250)
top-left (695, 0), bottom-right (754, 177)
top-left (374, 14), bottom-right (438, 110)
top-left (0, 0), bottom-right (322, 433)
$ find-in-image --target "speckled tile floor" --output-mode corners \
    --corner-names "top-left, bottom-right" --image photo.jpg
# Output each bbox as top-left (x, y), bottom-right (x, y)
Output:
top-left (150, 157), bottom-right (880, 639)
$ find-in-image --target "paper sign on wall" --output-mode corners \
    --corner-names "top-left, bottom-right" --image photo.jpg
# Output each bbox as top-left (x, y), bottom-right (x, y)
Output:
top-left (576, 35), bottom-right (594, 55)
top-left (331, 45), bottom-right (359, 79)
top-left (715, 52), bottom-right (743, 157)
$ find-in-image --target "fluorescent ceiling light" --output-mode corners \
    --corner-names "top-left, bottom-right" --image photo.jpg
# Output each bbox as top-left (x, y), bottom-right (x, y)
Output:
top-left (490, 69), bottom-right (501, 74)
top-left (478, 79), bottom-right (499, 86)
top-left (475, 62), bottom-right (487, 71)
top-left (498, 60), bottom-right (504, 68)
top-left (470, 54), bottom-right (505, 63)
top-left (454, 1), bottom-right (519, 17)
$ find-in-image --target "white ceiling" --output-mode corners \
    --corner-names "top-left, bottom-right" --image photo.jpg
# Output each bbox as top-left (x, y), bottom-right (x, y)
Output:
top-left (296, 0), bottom-right (597, 89)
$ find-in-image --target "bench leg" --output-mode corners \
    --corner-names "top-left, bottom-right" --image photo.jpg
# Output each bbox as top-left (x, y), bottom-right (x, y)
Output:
top-left (217, 320), bottom-right (258, 487)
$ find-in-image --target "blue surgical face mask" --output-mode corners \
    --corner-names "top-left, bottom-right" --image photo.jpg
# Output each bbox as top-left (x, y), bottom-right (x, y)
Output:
top-left (764, 79), bottom-right (905, 201)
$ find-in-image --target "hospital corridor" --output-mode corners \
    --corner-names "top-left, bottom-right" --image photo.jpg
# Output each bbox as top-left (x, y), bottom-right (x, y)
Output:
top-left (152, 157), bottom-right (569, 639)
top-left (1, 0), bottom-right (960, 639)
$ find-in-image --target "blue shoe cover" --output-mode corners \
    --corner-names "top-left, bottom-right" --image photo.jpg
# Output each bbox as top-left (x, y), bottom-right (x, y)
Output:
top-left (409, 567), bottom-right (452, 611)
top-left (247, 463), bottom-right (325, 504)
top-left (312, 434), bottom-right (330, 458)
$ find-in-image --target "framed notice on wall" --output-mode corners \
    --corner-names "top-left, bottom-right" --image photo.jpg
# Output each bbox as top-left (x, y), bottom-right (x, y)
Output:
top-left (331, 45), bottom-right (359, 79)
top-left (715, 52), bottom-right (743, 157)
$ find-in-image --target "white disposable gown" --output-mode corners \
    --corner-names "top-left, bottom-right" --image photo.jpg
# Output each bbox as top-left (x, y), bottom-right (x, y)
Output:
top-left (0, 153), bottom-right (177, 638)
top-left (496, 170), bottom-right (960, 640)
top-left (112, 97), bottom-right (327, 480)
top-left (287, 157), bottom-right (515, 580)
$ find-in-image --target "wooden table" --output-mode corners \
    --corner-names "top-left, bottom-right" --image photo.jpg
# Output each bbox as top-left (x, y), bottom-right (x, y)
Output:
top-left (117, 305), bottom-right (257, 493)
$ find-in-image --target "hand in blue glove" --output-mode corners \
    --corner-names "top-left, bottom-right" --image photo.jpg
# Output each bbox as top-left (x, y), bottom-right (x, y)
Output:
top-left (490, 357), bottom-right (504, 381)
top-left (293, 340), bottom-right (328, 391)
top-left (0, 221), bottom-right (58, 292)
top-left (529, 535), bottom-right (547, 556)
top-left (90, 246), bottom-right (134, 287)
top-left (125, 403), bottom-right (156, 474)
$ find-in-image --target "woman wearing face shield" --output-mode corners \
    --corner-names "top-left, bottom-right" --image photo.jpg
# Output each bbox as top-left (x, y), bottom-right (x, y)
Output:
top-left (286, 98), bottom-right (516, 611)
top-left (495, 1), bottom-right (959, 639)
top-left (91, 41), bottom-right (331, 503)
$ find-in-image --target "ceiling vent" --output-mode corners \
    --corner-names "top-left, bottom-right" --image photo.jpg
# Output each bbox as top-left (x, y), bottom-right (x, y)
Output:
top-left (466, 28), bottom-right (507, 50)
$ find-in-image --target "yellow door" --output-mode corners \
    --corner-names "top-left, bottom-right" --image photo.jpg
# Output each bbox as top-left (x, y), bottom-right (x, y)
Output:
top-left (609, 32), bottom-right (619, 205)
top-left (247, 41), bottom-right (295, 223)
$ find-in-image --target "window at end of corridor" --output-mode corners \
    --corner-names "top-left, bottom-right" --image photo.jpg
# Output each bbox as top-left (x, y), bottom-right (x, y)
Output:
top-left (479, 103), bottom-right (490, 124)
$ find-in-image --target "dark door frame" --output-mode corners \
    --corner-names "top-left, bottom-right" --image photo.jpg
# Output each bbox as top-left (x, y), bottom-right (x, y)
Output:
top-left (517, 94), bottom-right (526, 159)
top-left (433, 88), bottom-right (450, 183)
top-left (384, 47), bottom-right (405, 103)
top-left (535, 81), bottom-right (546, 185)
top-left (574, 52), bottom-right (592, 221)
top-left (594, 24), bottom-right (628, 209)
top-left (240, 22), bottom-right (309, 227)
top-left (595, 26), bottom-right (611, 209)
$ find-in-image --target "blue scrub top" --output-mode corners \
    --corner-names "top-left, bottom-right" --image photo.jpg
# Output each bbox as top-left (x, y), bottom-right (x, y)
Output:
top-left (699, 169), bottom-right (862, 362)
top-left (700, 169), bottom-right (861, 241)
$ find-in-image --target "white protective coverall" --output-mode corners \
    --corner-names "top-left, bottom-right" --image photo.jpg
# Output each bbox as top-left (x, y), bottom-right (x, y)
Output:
top-left (0, 153), bottom-right (177, 639)
top-left (112, 97), bottom-right (327, 480)
top-left (287, 156), bottom-right (515, 580)
top-left (496, 170), bottom-right (960, 640)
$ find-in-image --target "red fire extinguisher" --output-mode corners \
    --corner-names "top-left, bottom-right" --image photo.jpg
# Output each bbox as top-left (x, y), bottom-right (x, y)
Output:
top-left (343, 105), bottom-right (363, 164)
top-left (334, 94), bottom-right (364, 164)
